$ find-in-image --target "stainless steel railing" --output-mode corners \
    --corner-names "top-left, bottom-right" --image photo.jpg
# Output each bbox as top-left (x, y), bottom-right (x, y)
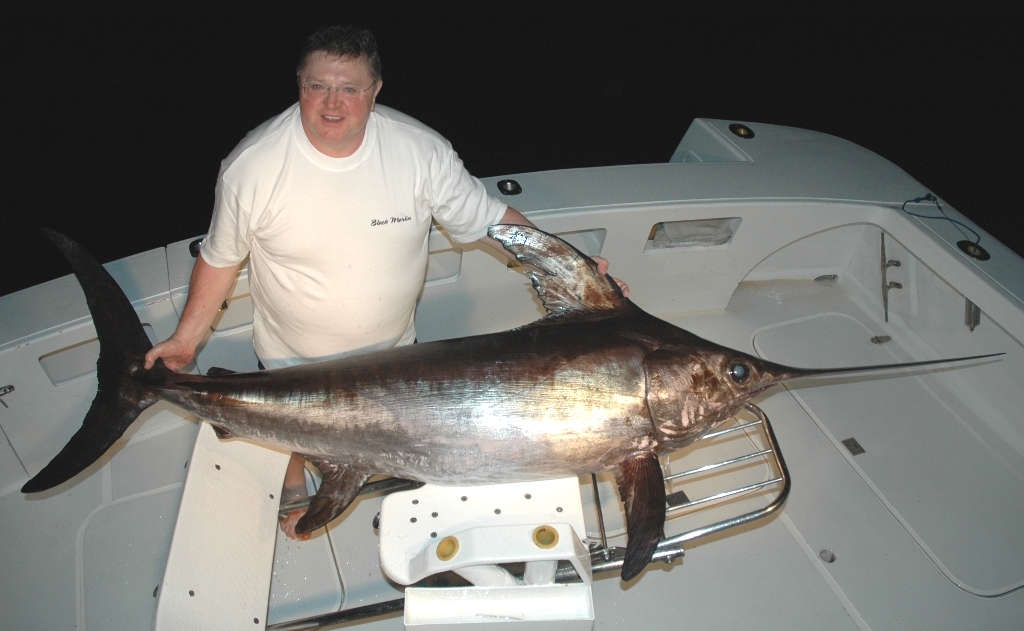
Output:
top-left (268, 402), bottom-right (789, 630)
top-left (580, 403), bottom-right (789, 577)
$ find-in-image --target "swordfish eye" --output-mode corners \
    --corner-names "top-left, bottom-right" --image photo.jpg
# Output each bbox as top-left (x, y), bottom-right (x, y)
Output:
top-left (728, 361), bottom-right (750, 383)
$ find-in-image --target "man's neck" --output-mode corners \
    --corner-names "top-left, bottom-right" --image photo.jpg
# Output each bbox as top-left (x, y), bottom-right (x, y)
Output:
top-left (301, 123), bottom-right (367, 158)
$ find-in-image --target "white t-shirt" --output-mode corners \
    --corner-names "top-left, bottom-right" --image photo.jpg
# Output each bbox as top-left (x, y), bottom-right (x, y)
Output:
top-left (201, 104), bottom-right (507, 367)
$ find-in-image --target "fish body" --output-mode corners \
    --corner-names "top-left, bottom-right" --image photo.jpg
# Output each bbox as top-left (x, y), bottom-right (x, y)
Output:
top-left (162, 319), bottom-right (658, 484)
top-left (22, 226), bottom-right (1000, 581)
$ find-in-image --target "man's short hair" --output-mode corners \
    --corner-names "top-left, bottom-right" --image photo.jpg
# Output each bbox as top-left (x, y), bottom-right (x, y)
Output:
top-left (298, 25), bottom-right (382, 81)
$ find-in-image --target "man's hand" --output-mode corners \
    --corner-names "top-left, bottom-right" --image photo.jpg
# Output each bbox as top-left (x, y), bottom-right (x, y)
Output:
top-left (142, 254), bottom-right (242, 373)
top-left (592, 256), bottom-right (630, 297)
top-left (144, 336), bottom-right (197, 372)
top-left (279, 453), bottom-right (313, 541)
top-left (279, 510), bottom-right (314, 541)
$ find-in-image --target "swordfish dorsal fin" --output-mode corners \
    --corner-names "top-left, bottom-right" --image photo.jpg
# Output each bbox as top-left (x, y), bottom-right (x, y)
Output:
top-left (488, 225), bottom-right (627, 322)
top-left (294, 456), bottom-right (371, 535)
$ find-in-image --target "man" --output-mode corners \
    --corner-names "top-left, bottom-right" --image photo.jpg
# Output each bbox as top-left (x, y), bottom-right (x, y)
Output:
top-left (144, 25), bottom-right (625, 539)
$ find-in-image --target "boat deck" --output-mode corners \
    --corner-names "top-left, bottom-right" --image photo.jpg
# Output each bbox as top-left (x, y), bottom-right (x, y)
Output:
top-left (273, 253), bottom-right (1024, 630)
top-left (3, 118), bottom-right (1022, 630)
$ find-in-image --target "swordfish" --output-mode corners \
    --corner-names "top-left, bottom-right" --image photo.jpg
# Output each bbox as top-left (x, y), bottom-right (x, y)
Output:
top-left (22, 226), bottom-right (1000, 581)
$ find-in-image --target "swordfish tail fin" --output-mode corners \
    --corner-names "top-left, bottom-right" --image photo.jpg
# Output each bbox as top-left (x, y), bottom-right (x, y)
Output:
top-left (21, 230), bottom-right (170, 493)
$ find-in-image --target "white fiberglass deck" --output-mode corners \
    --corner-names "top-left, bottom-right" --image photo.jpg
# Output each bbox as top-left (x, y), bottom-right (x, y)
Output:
top-left (2, 119), bottom-right (1023, 630)
top-left (271, 220), bottom-right (1024, 630)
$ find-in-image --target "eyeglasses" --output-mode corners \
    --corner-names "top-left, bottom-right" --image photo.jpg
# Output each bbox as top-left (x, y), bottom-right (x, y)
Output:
top-left (298, 78), bottom-right (377, 101)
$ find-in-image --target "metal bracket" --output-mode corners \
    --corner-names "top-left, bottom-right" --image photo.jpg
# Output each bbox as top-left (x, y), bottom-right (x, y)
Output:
top-left (575, 402), bottom-right (790, 577)
top-left (965, 298), bottom-right (981, 332)
top-left (881, 233), bottom-right (902, 323)
top-left (0, 385), bottom-right (14, 408)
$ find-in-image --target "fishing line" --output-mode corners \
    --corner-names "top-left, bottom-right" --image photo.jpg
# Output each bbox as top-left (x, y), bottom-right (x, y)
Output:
top-left (901, 193), bottom-right (981, 245)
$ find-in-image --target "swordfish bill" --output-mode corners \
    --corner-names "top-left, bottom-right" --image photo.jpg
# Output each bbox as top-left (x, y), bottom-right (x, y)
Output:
top-left (23, 227), bottom-right (1003, 582)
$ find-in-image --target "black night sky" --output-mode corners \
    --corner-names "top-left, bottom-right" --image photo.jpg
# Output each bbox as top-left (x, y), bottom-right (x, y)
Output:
top-left (2, 4), bottom-right (1020, 297)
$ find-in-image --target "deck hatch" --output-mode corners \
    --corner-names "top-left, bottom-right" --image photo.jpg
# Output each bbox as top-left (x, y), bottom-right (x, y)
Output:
top-left (841, 438), bottom-right (866, 455)
top-left (755, 313), bottom-right (1024, 595)
top-left (644, 218), bottom-right (741, 252)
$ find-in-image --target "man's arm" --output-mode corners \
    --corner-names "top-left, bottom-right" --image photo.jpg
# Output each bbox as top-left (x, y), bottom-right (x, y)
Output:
top-left (143, 253), bottom-right (243, 372)
top-left (481, 206), bottom-right (629, 296)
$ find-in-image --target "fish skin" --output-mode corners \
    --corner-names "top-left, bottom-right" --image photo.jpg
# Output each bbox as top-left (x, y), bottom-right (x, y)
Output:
top-left (22, 226), bottom-right (1002, 582)
top-left (159, 323), bottom-right (659, 484)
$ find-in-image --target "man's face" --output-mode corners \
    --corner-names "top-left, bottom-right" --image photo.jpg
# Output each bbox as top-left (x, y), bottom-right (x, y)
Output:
top-left (297, 52), bottom-right (382, 158)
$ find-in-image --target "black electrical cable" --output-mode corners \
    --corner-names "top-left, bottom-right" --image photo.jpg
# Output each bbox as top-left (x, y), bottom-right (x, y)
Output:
top-left (900, 194), bottom-right (981, 245)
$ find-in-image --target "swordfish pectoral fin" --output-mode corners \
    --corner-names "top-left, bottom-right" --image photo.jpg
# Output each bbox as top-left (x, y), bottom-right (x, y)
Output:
top-left (487, 225), bottom-right (628, 320)
top-left (205, 366), bottom-right (237, 376)
top-left (294, 456), bottom-right (371, 535)
top-left (210, 424), bottom-right (233, 439)
top-left (614, 452), bottom-right (667, 582)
